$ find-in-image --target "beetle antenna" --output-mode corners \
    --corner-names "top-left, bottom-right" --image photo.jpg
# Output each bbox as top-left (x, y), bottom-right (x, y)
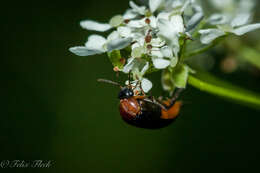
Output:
top-left (128, 71), bottom-right (132, 89)
top-left (97, 79), bottom-right (122, 88)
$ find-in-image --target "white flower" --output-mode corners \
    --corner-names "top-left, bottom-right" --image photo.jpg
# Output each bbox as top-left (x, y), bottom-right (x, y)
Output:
top-left (70, 0), bottom-right (200, 90)
top-left (200, 0), bottom-right (260, 44)
top-left (80, 20), bottom-right (112, 32)
top-left (80, 14), bottom-right (125, 32)
top-left (122, 57), bottom-right (148, 75)
top-left (69, 35), bottom-right (107, 56)
top-left (152, 57), bottom-right (170, 69)
top-left (123, 57), bottom-right (152, 93)
top-left (141, 78), bottom-right (153, 93)
top-left (198, 29), bottom-right (226, 45)
top-left (199, 14), bottom-right (260, 44)
top-left (69, 34), bottom-right (132, 56)
top-left (126, 78), bottom-right (153, 93)
top-left (151, 46), bottom-right (178, 69)
top-left (157, 14), bottom-right (185, 56)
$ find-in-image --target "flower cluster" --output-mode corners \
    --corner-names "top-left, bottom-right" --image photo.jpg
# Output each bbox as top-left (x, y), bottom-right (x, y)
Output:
top-left (69, 0), bottom-right (260, 95)
top-left (200, 0), bottom-right (260, 44)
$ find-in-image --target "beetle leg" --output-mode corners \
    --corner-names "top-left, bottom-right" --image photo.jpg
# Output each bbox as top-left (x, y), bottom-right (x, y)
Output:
top-left (134, 76), bottom-right (146, 96)
top-left (140, 86), bottom-right (146, 96)
top-left (132, 80), bottom-right (140, 90)
top-left (134, 95), bottom-right (167, 111)
top-left (133, 95), bottom-right (146, 100)
top-left (158, 96), bottom-right (163, 102)
top-left (138, 80), bottom-right (146, 96)
top-left (143, 98), bottom-right (167, 111)
top-left (169, 88), bottom-right (184, 107)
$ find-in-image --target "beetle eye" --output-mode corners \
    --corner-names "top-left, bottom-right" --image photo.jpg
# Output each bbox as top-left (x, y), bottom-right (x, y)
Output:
top-left (128, 90), bottom-right (133, 96)
top-left (118, 88), bottom-right (134, 99)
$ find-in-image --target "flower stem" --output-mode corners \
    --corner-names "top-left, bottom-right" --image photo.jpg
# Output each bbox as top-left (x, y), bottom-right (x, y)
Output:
top-left (188, 72), bottom-right (260, 109)
top-left (184, 36), bottom-right (226, 59)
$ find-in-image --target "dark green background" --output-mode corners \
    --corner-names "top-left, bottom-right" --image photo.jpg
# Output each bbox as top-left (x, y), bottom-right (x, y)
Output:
top-left (2, 0), bottom-right (260, 173)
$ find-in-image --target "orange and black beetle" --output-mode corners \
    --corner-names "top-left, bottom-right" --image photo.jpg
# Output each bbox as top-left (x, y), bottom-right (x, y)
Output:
top-left (98, 79), bottom-right (182, 129)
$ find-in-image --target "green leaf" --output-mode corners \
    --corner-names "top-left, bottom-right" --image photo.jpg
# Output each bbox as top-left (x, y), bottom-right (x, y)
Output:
top-left (188, 71), bottom-right (260, 110)
top-left (107, 50), bottom-right (124, 69)
top-left (172, 64), bottom-right (189, 88)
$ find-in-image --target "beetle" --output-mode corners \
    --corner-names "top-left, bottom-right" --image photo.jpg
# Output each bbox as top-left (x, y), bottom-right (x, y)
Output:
top-left (97, 78), bottom-right (183, 129)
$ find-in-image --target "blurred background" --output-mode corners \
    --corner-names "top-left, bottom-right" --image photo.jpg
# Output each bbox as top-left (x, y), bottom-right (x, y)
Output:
top-left (1, 0), bottom-right (260, 172)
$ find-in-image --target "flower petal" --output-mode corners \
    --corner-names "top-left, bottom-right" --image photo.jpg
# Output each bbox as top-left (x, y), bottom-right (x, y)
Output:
top-left (186, 12), bottom-right (204, 31)
top-left (140, 62), bottom-right (149, 75)
top-left (199, 29), bottom-right (226, 44)
top-left (186, 5), bottom-right (204, 31)
top-left (85, 35), bottom-right (107, 51)
top-left (231, 23), bottom-right (260, 36)
top-left (157, 16), bottom-right (183, 55)
top-left (170, 15), bottom-right (185, 33)
top-left (107, 37), bottom-right (133, 52)
top-left (149, 0), bottom-right (163, 13)
top-left (122, 57), bottom-right (135, 73)
top-left (208, 14), bottom-right (229, 25)
top-left (148, 16), bottom-right (157, 28)
top-left (151, 50), bottom-right (164, 58)
top-left (152, 57), bottom-right (170, 69)
top-left (157, 18), bottom-right (180, 52)
top-left (109, 15), bottom-right (124, 27)
top-left (123, 9), bottom-right (138, 19)
top-left (69, 46), bottom-right (103, 56)
top-left (117, 26), bottom-right (132, 38)
top-left (132, 47), bottom-right (146, 58)
top-left (80, 20), bottom-right (112, 32)
top-left (107, 31), bottom-right (120, 41)
top-left (157, 12), bottom-right (170, 20)
top-left (151, 37), bottom-right (165, 47)
top-left (141, 78), bottom-right (153, 93)
top-left (129, 1), bottom-right (146, 15)
top-left (161, 46), bottom-right (173, 58)
top-left (231, 13), bottom-right (251, 28)
top-left (127, 19), bottom-right (145, 28)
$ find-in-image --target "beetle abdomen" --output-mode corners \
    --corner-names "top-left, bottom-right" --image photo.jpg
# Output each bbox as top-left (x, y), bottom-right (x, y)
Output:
top-left (120, 99), bottom-right (177, 129)
top-left (123, 110), bottom-right (176, 129)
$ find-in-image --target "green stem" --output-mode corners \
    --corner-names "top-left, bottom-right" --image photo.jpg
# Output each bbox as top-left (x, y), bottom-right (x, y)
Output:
top-left (184, 36), bottom-right (226, 59)
top-left (191, 19), bottom-right (206, 38)
top-left (188, 73), bottom-right (260, 109)
top-left (185, 42), bottom-right (217, 58)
